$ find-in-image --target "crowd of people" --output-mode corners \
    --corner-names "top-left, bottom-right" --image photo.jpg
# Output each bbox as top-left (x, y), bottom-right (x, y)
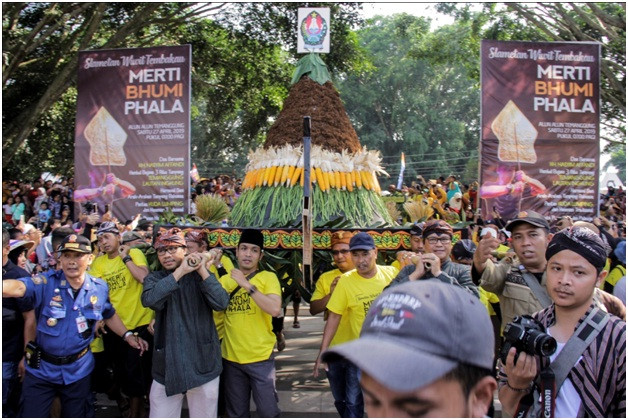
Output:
top-left (2, 172), bottom-right (626, 418)
top-left (191, 176), bottom-right (243, 211)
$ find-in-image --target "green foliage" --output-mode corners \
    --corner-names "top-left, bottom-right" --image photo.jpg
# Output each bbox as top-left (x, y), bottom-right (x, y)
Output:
top-left (604, 143), bottom-right (626, 184)
top-left (337, 14), bottom-right (480, 182)
top-left (2, 3), bottom-right (367, 180)
top-left (195, 194), bottom-right (230, 224)
top-left (437, 2), bottom-right (626, 145)
top-left (291, 53), bottom-right (332, 85)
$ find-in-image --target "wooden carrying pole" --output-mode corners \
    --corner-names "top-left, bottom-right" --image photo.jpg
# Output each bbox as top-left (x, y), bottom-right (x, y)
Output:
top-left (302, 116), bottom-right (313, 290)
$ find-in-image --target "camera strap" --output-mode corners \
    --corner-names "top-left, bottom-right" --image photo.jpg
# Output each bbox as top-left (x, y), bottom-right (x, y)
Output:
top-left (519, 267), bottom-right (552, 308)
top-left (228, 271), bottom-right (259, 301)
top-left (547, 307), bottom-right (608, 390)
top-left (516, 307), bottom-right (609, 417)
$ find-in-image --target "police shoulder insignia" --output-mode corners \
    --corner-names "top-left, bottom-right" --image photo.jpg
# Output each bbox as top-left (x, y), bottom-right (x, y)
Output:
top-left (32, 275), bottom-right (47, 285)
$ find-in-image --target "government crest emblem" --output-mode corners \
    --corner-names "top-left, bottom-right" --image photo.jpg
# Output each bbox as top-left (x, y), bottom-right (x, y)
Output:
top-left (300, 11), bottom-right (328, 47)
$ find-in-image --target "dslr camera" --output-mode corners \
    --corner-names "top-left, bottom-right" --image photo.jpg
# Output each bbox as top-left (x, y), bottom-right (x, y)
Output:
top-left (499, 315), bottom-right (557, 364)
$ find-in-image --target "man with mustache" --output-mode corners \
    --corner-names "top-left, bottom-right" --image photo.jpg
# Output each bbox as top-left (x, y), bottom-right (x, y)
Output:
top-left (387, 219), bottom-right (479, 298)
top-left (313, 232), bottom-right (398, 417)
top-left (141, 227), bottom-right (229, 417)
top-left (309, 231), bottom-right (355, 317)
top-left (3, 234), bottom-right (148, 417)
top-left (472, 211), bottom-right (624, 331)
top-left (498, 227), bottom-right (625, 417)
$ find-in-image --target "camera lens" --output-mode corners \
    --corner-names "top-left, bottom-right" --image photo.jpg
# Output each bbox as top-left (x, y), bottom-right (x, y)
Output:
top-left (535, 333), bottom-right (557, 357)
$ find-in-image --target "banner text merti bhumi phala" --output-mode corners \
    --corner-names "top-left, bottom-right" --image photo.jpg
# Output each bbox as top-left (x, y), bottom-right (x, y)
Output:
top-left (75, 46), bottom-right (191, 221)
top-left (480, 41), bottom-right (600, 222)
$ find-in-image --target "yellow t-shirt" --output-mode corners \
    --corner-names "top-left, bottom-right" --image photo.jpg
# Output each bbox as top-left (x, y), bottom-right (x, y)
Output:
top-left (478, 287), bottom-right (500, 317)
top-left (605, 264), bottom-right (625, 288)
top-left (90, 337), bottom-right (104, 353)
top-left (311, 268), bottom-right (346, 301)
top-left (209, 255), bottom-right (235, 278)
top-left (327, 265), bottom-right (398, 347)
top-left (89, 248), bottom-right (153, 329)
top-left (218, 270), bottom-right (282, 364)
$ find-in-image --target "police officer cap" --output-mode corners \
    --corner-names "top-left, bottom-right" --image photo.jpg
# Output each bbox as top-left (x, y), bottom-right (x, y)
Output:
top-left (58, 234), bottom-right (92, 254)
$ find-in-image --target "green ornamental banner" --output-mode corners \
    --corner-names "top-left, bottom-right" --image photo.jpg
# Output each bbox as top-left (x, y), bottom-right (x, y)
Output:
top-left (156, 226), bottom-right (464, 250)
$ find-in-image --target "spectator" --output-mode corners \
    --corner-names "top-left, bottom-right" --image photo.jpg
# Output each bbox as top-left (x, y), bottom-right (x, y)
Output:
top-left (322, 281), bottom-right (497, 418)
top-left (8, 239), bottom-right (35, 274)
top-left (4, 196), bottom-right (14, 223)
top-left (2, 229), bottom-right (36, 417)
top-left (473, 211), bottom-right (625, 330)
top-left (38, 202), bottom-right (52, 232)
top-left (11, 195), bottom-right (25, 224)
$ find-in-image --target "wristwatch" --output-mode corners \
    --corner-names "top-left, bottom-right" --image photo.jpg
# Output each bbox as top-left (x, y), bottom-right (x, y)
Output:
top-left (122, 256), bottom-right (132, 264)
top-left (122, 330), bottom-right (134, 340)
top-left (248, 285), bottom-right (257, 295)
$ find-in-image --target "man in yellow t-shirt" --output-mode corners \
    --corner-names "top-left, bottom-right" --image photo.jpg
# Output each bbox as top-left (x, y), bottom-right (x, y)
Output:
top-left (309, 231), bottom-right (355, 317)
top-left (90, 221), bottom-right (153, 417)
top-left (313, 232), bottom-right (398, 418)
top-left (217, 229), bottom-right (282, 418)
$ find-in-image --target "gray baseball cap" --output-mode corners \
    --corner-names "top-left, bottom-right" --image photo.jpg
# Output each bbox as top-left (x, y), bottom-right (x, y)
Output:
top-left (322, 281), bottom-right (494, 392)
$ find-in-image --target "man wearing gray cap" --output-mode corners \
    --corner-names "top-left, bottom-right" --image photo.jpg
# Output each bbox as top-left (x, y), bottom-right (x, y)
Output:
top-left (323, 281), bottom-right (497, 417)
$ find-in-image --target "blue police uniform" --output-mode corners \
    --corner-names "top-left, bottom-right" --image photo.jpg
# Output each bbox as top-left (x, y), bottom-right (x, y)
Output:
top-left (18, 269), bottom-right (116, 417)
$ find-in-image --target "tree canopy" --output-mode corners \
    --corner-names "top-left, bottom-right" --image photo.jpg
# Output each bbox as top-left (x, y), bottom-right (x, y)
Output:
top-left (2, 2), bottom-right (624, 183)
top-left (337, 14), bottom-right (480, 183)
top-left (2, 2), bottom-right (364, 179)
top-left (437, 2), bottom-right (626, 146)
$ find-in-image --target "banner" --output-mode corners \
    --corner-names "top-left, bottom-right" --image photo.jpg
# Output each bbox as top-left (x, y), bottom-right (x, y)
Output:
top-left (75, 45), bottom-right (191, 221)
top-left (156, 226), bottom-right (466, 250)
top-left (480, 40), bottom-right (600, 222)
top-left (297, 7), bottom-right (331, 53)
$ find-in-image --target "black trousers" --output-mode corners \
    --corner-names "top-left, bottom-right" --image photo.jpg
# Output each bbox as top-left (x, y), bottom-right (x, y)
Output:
top-left (20, 372), bottom-right (92, 417)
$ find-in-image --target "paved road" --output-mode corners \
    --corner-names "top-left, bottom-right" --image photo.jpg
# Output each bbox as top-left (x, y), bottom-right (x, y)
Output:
top-left (95, 304), bottom-right (339, 417)
top-left (95, 303), bottom-right (502, 417)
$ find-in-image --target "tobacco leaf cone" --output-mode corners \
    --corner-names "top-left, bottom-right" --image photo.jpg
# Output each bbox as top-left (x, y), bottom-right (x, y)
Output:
top-left (230, 55), bottom-right (394, 228)
top-left (195, 194), bottom-right (230, 224)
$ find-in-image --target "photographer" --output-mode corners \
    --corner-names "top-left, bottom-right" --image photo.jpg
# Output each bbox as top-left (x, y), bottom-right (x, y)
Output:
top-left (498, 227), bottom-right (625, 417)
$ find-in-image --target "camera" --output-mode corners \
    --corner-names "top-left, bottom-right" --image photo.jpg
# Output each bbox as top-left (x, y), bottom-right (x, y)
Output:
top-left (499, 315), bottom-right (557, 364)
top-left (83, 201), bottom-right (95, 213)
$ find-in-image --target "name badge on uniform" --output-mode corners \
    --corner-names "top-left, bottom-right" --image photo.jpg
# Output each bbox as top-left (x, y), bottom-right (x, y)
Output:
top-left (76, 316), bottom-right (88, 333)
